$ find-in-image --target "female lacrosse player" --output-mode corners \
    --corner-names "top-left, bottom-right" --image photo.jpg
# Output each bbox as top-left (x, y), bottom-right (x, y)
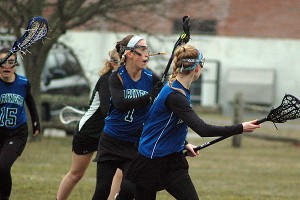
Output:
top-left (92, 35), bottom-right (162, 200)
top-left (0, 48), bottom-right (40, 200)
top-left (126, 44), bottom-right (261, 200)
top-left (56, 49), bottom-right (123, 200)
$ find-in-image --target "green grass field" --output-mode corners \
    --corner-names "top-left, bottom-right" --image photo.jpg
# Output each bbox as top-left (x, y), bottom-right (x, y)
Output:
top-left (10, 115), bottom-right (300, 200)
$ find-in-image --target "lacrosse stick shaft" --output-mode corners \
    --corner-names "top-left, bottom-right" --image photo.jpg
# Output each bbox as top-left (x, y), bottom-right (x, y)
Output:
top-left (149, 52), bottom-right (167, 56)
top-left (185, 93), bottom-right (300, 156)
top-left (193, 135), bottom-right (232, 152)
top-left (161, 16), bottom-right (190, 83)
top-left (184, 118), bottom-right (267, 156)
top-left (161, 36), bottom-right (182, 83)
top-left (161, 55), bottom-right (175, 83)
top-left (256, 117), bottom-right (268, 124)
top-left (0, 51), bottom-right (13, 65)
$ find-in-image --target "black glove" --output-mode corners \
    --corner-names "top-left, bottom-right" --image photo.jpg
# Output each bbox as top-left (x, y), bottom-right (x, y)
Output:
top-left (32, 121), bottom-right (40, 134)
top-left (149, 81), bottom-right (163, 100)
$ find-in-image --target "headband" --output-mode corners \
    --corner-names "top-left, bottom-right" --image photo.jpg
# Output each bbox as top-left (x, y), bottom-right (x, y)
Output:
top-left (180, 50), bottom-right (204, 72)
top-left (127, 35), bottom-right (143, 48)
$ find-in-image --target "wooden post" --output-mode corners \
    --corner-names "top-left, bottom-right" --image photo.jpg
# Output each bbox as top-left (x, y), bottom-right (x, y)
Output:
top-left (232, 92), bottom-right (244, 147)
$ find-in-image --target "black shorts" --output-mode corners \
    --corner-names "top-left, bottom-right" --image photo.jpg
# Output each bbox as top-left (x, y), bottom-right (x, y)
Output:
top-left (126, 152), bottom-right (189, 191)
top-left (93, 132), bottom-right (137, 163)
top-left (72, 133), bottom-right (99, 155)
top-left (0, 124), bottom-right (28, 156)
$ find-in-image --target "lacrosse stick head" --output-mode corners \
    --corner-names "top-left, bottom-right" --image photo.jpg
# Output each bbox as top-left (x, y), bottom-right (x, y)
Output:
top-left (180, 16), bottom-right (191, 45)
top-left (0, 16), bottom-right (48, 65)
top-left (266, 94), bottom-right (300, 123)
top-left (11, 16), bottom-right (48, 54)
top-left (59, 106), bottom-right (85, 125)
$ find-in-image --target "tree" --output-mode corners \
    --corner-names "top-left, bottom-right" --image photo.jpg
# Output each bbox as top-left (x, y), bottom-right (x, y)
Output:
top-left (0, 0), bottom-right (163, 138)
top-left (0, 2), bottom-right (163, 107)
top-left (0, 0), bottom-right (163, 137)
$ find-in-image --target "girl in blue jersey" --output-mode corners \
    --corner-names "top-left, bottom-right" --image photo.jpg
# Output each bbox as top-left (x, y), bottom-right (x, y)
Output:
top-left (92, 35), bottom-right (162, 200)
top-left (126, 44), bottom-right (261, 200)
top-left (0, 48), bottom-right (40, 200)
top-left (56, 49), bottom-right (122, 200)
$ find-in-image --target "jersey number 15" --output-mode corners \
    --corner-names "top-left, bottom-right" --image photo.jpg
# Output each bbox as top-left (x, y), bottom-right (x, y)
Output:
top-left (0, 107), bottom-right (17, 127)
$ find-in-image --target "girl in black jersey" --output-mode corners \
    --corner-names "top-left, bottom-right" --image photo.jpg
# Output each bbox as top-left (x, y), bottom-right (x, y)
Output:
top-left (56, 49), bottom-right (122, 200)
top-left (0, 48), bottom-right (40, 200)
top-left (92, 35), bottom-right (162, 200)
top-left (126, 44), bottom-right (261, 200)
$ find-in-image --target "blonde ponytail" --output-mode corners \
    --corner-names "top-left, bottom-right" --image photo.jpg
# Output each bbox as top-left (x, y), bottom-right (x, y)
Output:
top-left (99, 49), bottom-right (119, 76)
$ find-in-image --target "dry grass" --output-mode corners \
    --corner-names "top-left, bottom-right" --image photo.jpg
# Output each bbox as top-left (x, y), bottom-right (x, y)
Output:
top-left (10, 113), bottom-right (300, 200)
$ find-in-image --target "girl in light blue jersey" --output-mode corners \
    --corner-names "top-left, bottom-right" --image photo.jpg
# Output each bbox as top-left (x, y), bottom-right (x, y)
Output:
top-left (126, 44), bottom-right (261, 200)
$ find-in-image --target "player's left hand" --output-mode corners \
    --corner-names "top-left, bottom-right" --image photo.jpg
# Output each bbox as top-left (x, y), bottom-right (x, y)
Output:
top-left (32, 122), bottom-right (40, 136)
top-left (185, 143), bottom-right (199, 157)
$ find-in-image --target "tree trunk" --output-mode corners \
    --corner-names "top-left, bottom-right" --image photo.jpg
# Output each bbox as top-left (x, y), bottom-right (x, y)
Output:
top-left (24, 41), bottom-right (55, 142)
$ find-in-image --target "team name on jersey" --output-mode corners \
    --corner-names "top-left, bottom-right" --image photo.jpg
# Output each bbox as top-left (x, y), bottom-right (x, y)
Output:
top-left (0, 93), bottom-right (24, 106)
top-left (124, 89), bottom-right (148, 99)
top-left (177, 119), bottom-right (183, 124)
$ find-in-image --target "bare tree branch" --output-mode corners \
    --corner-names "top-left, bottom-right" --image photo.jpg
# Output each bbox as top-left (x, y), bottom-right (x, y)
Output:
top-left (0, 0), bottom-right (165, 129)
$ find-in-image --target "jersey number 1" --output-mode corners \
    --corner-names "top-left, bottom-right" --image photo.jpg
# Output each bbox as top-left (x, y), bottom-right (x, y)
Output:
top-left (125, 109), bottom-right (135, 122)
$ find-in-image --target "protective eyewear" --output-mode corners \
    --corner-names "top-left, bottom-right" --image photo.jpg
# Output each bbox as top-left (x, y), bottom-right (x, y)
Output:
top-left (110, 59), bottom-right (120, 64)
top-left (199, 57), bottom-right (205, 68)
top-left (134, 45), bottom-right (150, 54)
top-left (180, 50), bottom-right (205, 71)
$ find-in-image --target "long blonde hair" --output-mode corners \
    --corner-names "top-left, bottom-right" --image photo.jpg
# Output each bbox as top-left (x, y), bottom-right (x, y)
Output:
top-left (99, 49), bottom-right (119, 76)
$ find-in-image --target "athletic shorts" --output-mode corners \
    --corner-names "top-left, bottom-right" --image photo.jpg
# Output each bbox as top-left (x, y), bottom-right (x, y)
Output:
top-left (72, 133), bottom-right (99, 155)
top-left (0, 125), bottom-right (28, 156)
top-left (93, 132), bottom-right (137, 162)
top-left (126, 152), bottom-right (189, 191)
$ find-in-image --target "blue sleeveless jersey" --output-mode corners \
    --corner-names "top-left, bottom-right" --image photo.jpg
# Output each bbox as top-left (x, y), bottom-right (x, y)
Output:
top-left (104, 65), bottom-right (153, 143)
top-left (0, 74), bottom-right (28, 129)
top-left (139, 80), bottom-right (191, 159)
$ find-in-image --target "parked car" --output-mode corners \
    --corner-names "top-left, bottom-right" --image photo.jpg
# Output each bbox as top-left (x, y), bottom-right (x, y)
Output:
top-left (41, 43), bottom-right (90, 96)
top-left (40, 43), bottom-right (90, 122)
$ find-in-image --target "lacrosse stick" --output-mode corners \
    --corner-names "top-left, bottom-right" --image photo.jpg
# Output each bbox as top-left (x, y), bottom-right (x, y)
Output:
top-left (149, 52), bottom-right (167, 56)
top-left (59, 106), bottom-right (85, 125)
top-left (161, 16), bottom-right (191, 83)
top-left (185, 94), bottom-right (300, 155)
top-left (0, 16), bottom-right (48, 65)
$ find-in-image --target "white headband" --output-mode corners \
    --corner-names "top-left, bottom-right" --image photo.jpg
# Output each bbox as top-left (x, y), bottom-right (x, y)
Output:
top-left (127, 35), bottom-right (143, 48)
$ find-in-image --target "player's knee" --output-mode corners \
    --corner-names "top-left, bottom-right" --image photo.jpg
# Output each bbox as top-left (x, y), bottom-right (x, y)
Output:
top-left (69, 170), bottom-right (85, 183)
